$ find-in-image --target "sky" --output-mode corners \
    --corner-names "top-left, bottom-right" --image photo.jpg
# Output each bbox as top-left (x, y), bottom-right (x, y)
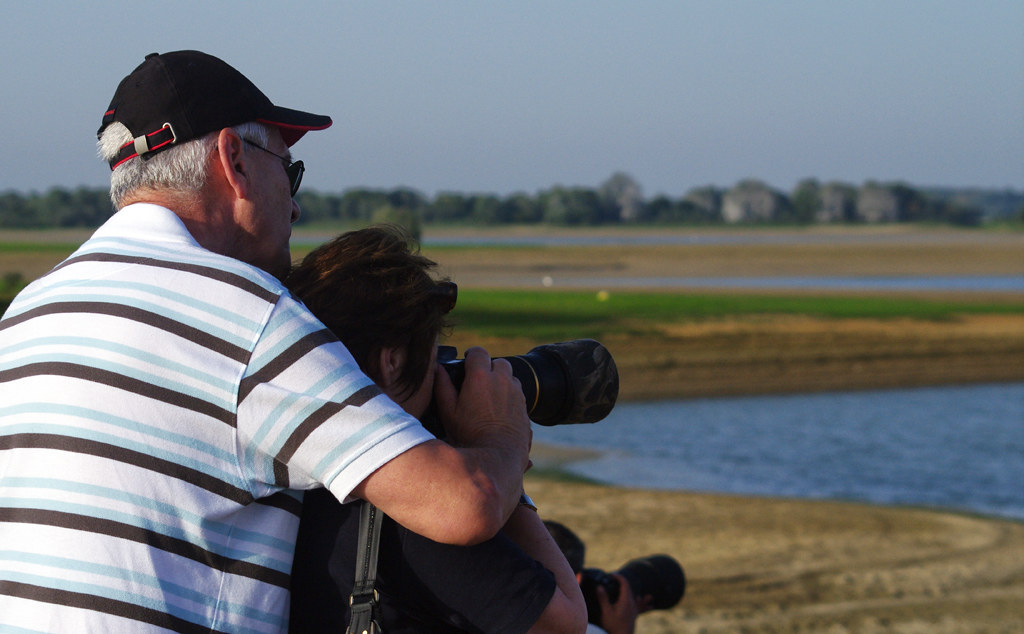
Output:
top-left (2, 1), bottom-right (1021, 199)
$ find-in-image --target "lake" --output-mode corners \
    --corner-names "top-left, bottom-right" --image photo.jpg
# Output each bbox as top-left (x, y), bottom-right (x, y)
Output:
top-left (533, 382), bottom-right (1024, 521)
top-left (533, 274), bottom-right (1024, 292)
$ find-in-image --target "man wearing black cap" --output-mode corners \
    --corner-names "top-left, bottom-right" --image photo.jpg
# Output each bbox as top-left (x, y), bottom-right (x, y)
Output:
top-left (0, 51), bottom-right (532, 633)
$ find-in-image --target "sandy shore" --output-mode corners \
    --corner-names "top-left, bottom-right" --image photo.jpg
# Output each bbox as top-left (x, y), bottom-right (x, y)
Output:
top-left (525, 467), bottom-right (1024, 633)
top-left (447, 312), bottom-right (1024, 404)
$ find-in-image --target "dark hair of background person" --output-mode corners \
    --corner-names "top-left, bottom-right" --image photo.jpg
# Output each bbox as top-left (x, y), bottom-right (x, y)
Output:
top-left (285, 224), bottom-right (452, 400)
top-left (544, 520), bottom-right (586, 574)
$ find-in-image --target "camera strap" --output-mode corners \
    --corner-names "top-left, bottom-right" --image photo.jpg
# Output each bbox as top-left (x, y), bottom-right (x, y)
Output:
top-left (346, 501), bottom-right (383, 634)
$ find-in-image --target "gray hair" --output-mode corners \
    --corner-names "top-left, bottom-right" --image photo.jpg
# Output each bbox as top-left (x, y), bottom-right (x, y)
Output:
top-left (98, 121), bottom-right (272, 209)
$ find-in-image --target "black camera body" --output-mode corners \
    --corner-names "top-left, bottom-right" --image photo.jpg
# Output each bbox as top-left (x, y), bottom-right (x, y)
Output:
top-left (437, 339), bottom-right (619, 426)
top-left (579, 554), bottom-right (686, 625)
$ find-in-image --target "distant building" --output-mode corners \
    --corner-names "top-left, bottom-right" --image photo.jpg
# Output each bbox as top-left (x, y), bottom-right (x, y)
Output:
top-left (817, 183), bottom-right (857, 223)
top-left (722, 180), bottom-right (785, 223)
top-left (856, 184), bottom-right (900, 223)
top-left (683, 186), bottom-right (722, 219)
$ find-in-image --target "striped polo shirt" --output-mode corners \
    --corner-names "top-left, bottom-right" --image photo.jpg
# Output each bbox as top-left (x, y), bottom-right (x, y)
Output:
top-left (0, 204), bottom-right (434, 632)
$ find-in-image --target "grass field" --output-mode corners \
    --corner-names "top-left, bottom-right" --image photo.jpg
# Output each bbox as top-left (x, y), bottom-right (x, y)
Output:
top-left (450, 289), bottom-right (1022, 338)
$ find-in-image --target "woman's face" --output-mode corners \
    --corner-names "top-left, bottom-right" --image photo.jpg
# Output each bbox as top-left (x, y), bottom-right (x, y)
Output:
top-left (390, 341), bottom-right (439, 419)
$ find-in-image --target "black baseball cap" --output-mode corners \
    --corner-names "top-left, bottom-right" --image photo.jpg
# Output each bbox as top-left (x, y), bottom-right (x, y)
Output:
top-left (98, 50), bottom-right (332, 169)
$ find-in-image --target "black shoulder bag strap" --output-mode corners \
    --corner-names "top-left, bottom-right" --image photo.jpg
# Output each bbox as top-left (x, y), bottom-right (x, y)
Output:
top-left (346, 501), bottom-right (383, 634)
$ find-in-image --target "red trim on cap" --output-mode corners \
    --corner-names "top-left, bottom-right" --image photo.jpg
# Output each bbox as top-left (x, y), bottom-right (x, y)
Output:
top-left (257, 118), bottom-right (332, 147)
top-left (260, 120), bottom-right (333, 132)
top-left (110, 155), bottom-right (136, 170)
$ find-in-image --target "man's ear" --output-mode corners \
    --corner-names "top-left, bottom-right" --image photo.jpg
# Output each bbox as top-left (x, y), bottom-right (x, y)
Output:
top-left (213, 127), bottom-right (250, 200)
top-left (377, 347), bottom-right (406, 390)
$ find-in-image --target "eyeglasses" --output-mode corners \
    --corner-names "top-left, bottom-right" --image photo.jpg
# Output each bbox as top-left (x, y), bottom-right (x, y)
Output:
top-left (431, 281), bottom-right (458, 314)
top-left (244, 139), bottom-right (305, 197)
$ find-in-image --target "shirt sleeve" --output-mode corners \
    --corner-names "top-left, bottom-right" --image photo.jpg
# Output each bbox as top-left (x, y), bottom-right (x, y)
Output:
top-left (234, 293), bottom-right (434, 500)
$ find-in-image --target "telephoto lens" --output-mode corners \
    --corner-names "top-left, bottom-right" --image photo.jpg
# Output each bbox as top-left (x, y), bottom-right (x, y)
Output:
top-left (438, 339), bottom-right (618, 426)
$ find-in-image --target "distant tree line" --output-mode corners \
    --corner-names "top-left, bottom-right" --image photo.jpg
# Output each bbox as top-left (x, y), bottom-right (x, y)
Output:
top-left (2, 174), bottom-right (1022, 230)
top-left (0, 187), bottom-right (115, 229)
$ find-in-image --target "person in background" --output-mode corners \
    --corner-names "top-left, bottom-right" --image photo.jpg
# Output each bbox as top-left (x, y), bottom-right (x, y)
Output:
top-left (544, 521), bottom-right (652, 634)
top-left (0, 51), bottom-right (531, 633)
top-left (287, 225), bottom-right (586, 633)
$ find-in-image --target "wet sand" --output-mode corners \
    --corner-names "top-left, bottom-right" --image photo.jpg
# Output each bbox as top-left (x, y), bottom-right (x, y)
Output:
top-left (448, 312), bottom-right (1024, 403)
top-left (525, 459), bottom-right (1024, 633)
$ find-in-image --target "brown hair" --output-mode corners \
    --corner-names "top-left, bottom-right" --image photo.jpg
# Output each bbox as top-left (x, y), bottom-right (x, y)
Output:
top-left (285, 225), bottom-right (452, 400)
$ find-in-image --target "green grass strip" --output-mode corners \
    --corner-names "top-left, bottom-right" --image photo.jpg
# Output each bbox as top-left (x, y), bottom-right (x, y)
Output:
top-left (452, 289), bottom-right (1024, 340)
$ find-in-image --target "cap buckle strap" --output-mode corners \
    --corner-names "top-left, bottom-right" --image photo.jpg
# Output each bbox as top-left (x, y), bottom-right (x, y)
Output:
top-left (133, 122), bottom-right (177, 158)
top-left (132, 134), bottom-right (150, 157)
top-left (159, 122), bottom-right (177, 145)
top-left (110, 123), bottom-right (178, 169)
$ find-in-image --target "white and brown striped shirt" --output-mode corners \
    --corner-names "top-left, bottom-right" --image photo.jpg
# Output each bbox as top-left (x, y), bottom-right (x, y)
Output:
top-left (0, 204), bottom-right (433, 632)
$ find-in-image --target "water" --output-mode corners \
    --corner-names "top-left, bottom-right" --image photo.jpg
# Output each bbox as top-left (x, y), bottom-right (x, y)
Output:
top-left (533, 383), bottom-right (1024, 521)
top-left (539, 274), bottom-right (1024, 292)
top-left (418, 232), bottom-right (1013, 248)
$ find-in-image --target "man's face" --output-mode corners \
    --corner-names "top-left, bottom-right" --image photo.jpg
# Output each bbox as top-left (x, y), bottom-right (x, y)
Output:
top-left (238, 129), bottom-right (300, 279)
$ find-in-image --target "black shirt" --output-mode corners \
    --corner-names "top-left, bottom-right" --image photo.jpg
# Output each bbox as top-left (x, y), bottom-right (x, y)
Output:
top-left (290, 488), bottom-right (556, 633)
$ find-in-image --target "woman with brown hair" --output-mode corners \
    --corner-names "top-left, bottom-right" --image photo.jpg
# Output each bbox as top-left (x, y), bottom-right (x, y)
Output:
top-left (287, 225), bottom-right (585, 633)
